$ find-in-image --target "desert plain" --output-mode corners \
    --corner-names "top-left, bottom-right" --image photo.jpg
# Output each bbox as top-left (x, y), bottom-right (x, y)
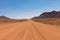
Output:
top-left (0, 20), bottom-right (60, 40)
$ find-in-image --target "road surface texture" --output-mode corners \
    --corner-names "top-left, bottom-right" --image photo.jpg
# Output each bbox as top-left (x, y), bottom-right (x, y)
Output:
top-left (0, 20), bottom-right (60, 40)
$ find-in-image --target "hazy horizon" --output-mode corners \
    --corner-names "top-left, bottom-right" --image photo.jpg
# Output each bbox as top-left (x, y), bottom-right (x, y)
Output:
top-left (0, 0), bottom-right (60, 19)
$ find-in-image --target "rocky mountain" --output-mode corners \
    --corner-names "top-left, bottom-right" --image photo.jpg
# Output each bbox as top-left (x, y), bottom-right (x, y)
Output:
top-left (32, 11), bottom-right (60, 19)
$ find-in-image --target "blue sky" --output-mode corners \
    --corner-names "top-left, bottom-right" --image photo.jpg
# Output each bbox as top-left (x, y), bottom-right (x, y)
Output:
top-left (0, 0), bottom-right (60, 19)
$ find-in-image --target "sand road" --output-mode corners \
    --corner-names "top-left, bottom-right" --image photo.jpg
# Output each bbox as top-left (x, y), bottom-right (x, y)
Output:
top-left (0, 20), bottom-right (60, 40)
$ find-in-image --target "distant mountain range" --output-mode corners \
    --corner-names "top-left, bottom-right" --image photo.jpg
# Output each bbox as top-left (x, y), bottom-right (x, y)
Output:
top-left (0, 16), bottom-right (16, 22)
top-left (0, 11), bottom-right (60, 21)
top-left (0, 16), bottom-right (28, 22)
top-left (0, 16), bottom-right (12, 20)
top-left (32, 11), bottom-right (60, 19)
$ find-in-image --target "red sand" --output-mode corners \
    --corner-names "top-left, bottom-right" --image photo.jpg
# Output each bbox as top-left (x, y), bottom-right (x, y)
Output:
top-left (0, 20), bottom-right (60, 40)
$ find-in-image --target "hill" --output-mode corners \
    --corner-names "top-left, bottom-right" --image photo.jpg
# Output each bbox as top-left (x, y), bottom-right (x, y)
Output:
top-left (0, 16), bottom-right (15, 22)
top-left (32, 11), bottom-right (60, 25)
top-left (32, 11), bottom-right (60, 19)
top-left (0, 16), bottom-right (13, 20)
top-left (0, 16), bottom-right (28, 22)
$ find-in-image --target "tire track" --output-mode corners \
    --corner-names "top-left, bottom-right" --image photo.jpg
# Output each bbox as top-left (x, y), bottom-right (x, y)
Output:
top-left (32, 21), bottom-right (60, 40)
top-left (31, 22), bottom-right (47, 40)
top-left (0, 20), bottom-right (60, 40)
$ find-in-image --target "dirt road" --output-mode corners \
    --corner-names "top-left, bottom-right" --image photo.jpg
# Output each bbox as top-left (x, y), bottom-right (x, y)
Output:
top-left (0, 20), bottom-right (60, 40)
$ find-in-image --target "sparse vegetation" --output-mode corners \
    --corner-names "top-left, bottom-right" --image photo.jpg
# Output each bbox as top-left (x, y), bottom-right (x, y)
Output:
top-left (32, 11), bottom-right (60, 25)
top-left (32, 18), bottom-right (60, 25)
top-left (0, 16), bottom-right (28, 23)
top-left (0, 20), bottom-right (28, 23)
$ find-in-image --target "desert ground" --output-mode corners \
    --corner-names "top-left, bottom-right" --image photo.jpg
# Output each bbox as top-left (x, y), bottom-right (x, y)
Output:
top-left (0, 20), bottom-right (60, 40)
top-left (32, 18), bottom-right (60, 25)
